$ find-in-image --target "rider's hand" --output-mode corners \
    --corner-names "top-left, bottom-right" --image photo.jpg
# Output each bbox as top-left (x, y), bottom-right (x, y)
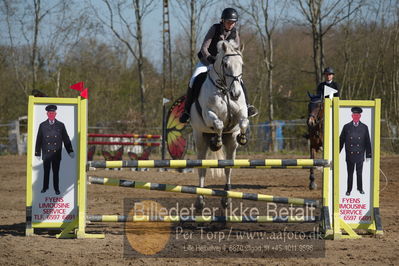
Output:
top-left (207, 56), bottom-right (216, 64)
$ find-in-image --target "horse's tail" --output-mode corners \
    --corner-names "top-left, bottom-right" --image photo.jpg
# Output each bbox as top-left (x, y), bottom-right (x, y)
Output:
top-left (210, 149), bottom-right (225, 178)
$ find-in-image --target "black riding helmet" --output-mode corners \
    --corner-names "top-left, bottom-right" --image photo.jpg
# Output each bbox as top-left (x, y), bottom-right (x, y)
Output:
top-left (323, 67), bottom-right (335, 75)
top-left (221, 8), bottom-right (238, 21)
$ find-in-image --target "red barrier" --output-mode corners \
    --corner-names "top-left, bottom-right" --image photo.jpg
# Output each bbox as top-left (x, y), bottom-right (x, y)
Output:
top-left (88, 133), bottom-right (161, 139)
top-left (88, 141), bottom-right (160, 146)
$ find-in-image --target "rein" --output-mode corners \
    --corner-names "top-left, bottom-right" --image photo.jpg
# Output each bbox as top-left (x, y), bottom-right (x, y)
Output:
top-left (308, 100), bottom-right (324, 135)
top-left (210, 53), bottom-right (243, 97)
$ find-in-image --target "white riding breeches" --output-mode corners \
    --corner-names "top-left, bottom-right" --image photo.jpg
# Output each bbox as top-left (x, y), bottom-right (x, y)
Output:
top-left (189, 62), bottom-right (208, 88)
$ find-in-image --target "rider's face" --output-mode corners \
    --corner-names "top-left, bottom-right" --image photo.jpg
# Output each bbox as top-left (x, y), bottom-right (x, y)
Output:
top-left (223, 20), bottom-right (236, 31)
top-left (325, 73), bottom-right (334, 82)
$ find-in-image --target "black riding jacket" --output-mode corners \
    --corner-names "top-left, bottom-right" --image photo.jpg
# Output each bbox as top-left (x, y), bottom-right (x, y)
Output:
top-left (198, 23), bottom-right (239, 66)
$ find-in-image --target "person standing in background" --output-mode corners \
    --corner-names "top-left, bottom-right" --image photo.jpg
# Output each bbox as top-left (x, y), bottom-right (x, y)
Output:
top-left (317, 67), bottom-right (340, 98)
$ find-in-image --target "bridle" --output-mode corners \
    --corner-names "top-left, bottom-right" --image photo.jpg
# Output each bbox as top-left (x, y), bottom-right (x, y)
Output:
top-left (209, 53), bottom-right (243, 98)
top-left (308, 99), bottom-right (324, 127)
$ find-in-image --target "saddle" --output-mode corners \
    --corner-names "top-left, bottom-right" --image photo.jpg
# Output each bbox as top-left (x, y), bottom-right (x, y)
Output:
top-left (192, 72), bottom-right (208, 101)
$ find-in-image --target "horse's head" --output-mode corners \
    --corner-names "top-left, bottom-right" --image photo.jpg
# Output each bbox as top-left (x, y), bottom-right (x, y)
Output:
top-left (307, 92), bottom-right (323, 128)
top-left (214, 40), bottom-right (243, 99)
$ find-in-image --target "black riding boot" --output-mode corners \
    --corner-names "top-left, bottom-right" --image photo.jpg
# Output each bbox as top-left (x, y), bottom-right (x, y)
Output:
top-left (180, 73), bottom-right (208, 123)
top-left (241, 81), bottom-right (258, 117)
top-left (179, 85), bottom-right (195, 123)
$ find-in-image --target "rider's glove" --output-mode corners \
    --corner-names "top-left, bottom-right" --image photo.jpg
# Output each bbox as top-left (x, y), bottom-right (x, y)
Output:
top-left (207, 56), bottom-right (216, 64)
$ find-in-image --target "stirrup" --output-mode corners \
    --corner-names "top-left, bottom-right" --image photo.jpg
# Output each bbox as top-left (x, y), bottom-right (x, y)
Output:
top-left (247, 105), bottom-right (258, 118)
top-left (179, 112), bottom-right (190, 123)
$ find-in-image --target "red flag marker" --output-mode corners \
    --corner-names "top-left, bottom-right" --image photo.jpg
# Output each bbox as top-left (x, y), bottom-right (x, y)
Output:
top-left (80, 88), bottom-right (88, 99)
top-left (70, 82), bottom-right (84, 92)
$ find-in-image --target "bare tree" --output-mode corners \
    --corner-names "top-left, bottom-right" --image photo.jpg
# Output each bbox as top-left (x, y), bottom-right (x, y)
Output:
top-left (293, 0), bottom-right (363, 85)
top-left (1, 0), bottom-right (27, 94)
top-left (368, 0), bottom-right (399, 152)
top-left (232, 0), bottom-right (287, 151)
top-left (171, 0), bottom-right (217, 73)
top-left (1, 0), bottom-right (69, 93)
top-left (91, 0), bottom-right (156, 120)
top-left (39, 3), bottom-right (99, 97)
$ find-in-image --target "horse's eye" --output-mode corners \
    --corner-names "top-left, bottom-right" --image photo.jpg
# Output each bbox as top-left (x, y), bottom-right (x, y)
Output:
top-left (224, 62), bottom-right (228, 68)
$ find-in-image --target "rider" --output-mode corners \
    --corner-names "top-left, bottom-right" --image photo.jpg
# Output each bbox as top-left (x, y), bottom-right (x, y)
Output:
top-left (316, 67), bottom-right (340, 98)
top-left (179, 7), bottom-right (258, 124)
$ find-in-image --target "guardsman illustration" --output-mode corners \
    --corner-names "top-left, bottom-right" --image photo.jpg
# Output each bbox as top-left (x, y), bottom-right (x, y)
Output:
top-left (339, 107), bottom-right (372, 196)
top-left (35, 105), bottom-right (74, 195)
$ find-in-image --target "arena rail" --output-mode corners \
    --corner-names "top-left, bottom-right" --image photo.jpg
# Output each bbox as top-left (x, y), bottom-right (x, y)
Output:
top-left (87, 159), bottom-right (330, 169)
top-left (88, 141), bottom-right (160, 146)
top-left (88, 176), bottom-right (320, 207)
top-left (88, 133), bottom-right (161, 139)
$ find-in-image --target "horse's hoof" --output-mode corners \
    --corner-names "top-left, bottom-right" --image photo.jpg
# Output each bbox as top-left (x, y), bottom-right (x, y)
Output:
top-left (210, 135), bottom-right (222, 151)
top-left (209, 138), bottom-right (222, 151)
top-left (236, 134), bottom-right (248, 145)
top-left (309, 182), bottom-right (317, 190)
top-left (221, 197), bottom-right (231, 209)
top-left (210, 143), bottom-right (222, 151)
top-left (195, 197), bottom-right (205, 211)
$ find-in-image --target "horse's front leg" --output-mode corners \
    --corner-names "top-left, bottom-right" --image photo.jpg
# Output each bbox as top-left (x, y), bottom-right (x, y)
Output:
top-left (193, 130), bottom-right (209, 211)
top-left (220, 133), bottom-right (239, 209)
top-left (203, 110), bottom-right (224, 151)
top-left (236, 115), bottom-right (249, 146)
top-left (309, 142), bottom-right (317, 190)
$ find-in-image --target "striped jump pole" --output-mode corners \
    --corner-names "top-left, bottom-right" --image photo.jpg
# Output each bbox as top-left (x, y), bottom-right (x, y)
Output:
top-left (88, 141), bottom-right (160, 146)
top-left (87, 215), bottom-right (319, 223)
top-left (87, 159), bottom-right (330, 169)
top-left (88, 176), bottom-right (320, 207)
top-left (88, 133), bottom-right (161, 139)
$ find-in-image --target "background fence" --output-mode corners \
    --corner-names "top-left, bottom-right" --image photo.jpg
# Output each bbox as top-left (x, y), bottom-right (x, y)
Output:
top-left (2, 118), bottom-right (397, 156)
